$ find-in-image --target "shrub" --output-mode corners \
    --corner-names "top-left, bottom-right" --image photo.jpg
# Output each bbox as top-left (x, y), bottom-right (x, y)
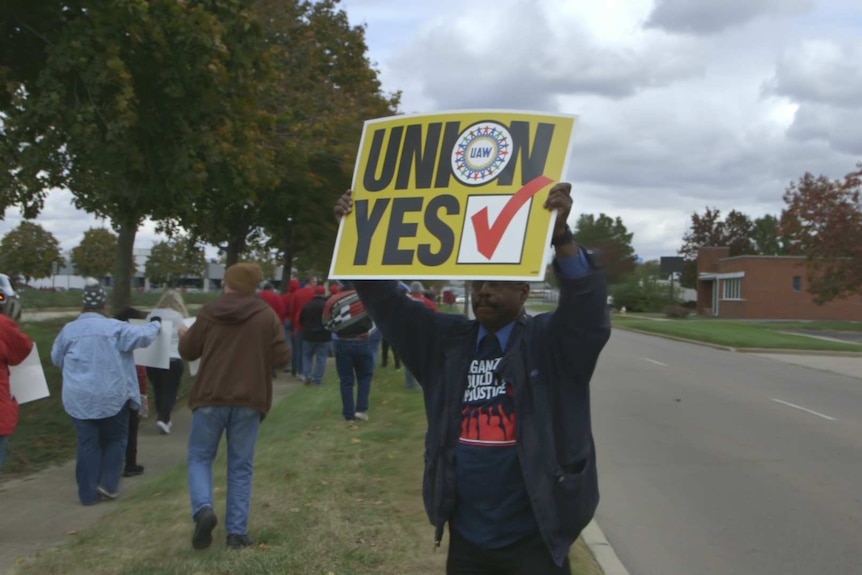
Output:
top-left (664, 305), bottom-right (691, 319)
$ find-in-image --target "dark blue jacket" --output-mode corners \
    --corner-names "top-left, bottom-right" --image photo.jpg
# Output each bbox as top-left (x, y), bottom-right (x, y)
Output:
top-left (355, 258), bottom-right (610, 566)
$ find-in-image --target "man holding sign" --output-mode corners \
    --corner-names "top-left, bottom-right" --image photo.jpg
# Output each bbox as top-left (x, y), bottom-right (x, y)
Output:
top-left (329, 111), bottom-right (610, 572)
top-left (51, 280), bottom-right (162, 505)
top-left (334, 179), bottom-right (610, 574)
top-left (0, 314), bottom-right (34, 474)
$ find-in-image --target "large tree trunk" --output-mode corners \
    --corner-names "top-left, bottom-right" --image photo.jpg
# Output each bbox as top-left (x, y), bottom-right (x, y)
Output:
top-left (225, 235), bottom-right (245, 268)
top-left (114, 218), bottom-right (138, 311)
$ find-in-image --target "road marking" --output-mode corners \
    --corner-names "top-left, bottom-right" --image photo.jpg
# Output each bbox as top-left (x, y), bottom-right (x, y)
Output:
top-left (771, 398), bottom-right (836, 421)
top-left (640, 358), bottom-right (668, 367)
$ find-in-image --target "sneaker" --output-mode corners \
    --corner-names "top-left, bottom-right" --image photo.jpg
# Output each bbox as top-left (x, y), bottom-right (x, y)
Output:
top-left (354, 411), bottom-right (369, 422)
top-left (192, 507), bottom-right (218, 550)
top-left (156, 420), bottom-right (171, 435)
top-left (123, 464), bottom-right (145, 477)
top-left (97, 486), bottom-right (118, 500)
top-left (226, 534), bottom-right (255, 550)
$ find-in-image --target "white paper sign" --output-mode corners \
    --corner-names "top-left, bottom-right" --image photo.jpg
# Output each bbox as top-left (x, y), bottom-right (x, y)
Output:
top-left (130, 319), bottom-right (172, 369)
top-left (183, 317), bottom-right (200, 376)
top-left (9, 343), bottom-right (50, 404)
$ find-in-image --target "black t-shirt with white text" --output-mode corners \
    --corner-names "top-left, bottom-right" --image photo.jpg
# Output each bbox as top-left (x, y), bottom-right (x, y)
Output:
top-left (452, 327), bottom-right (538, 548)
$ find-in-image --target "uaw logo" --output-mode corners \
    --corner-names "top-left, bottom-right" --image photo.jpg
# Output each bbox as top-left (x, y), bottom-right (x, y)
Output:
top-left (451, 122), bottom-right (513, 186)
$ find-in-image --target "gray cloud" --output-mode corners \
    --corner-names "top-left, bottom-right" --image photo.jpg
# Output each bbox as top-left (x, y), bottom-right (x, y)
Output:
top-left (768, 40), bottom-right (862, 108)
top-left (766, 39), bottom-right (862, 155)
top-left (786, 103), bottom-right (862, 155)
top-left (646, 0), bottom-right (811, 35)
top-left (389, 1), bottom-right (702, 112)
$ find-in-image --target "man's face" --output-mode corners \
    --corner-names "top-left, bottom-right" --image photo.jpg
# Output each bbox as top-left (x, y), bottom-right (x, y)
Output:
top-left (469, 281), bottom-right (529, 331)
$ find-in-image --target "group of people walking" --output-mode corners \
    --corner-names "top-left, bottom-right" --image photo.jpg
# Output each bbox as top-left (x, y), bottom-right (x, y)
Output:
top-left (3, 178), bottom-right (609, 574)
top-left (1, 266), bottom-right (291, 550)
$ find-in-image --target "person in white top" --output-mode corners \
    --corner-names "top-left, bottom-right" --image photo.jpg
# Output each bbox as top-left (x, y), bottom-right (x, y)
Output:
top-left (146, 290), bottom-right (189, 435)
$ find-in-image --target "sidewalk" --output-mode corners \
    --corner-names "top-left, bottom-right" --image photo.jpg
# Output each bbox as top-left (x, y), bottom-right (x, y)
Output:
top-left (752, 353), bottom-right (862, 380)
top-left (0, 375), bottom-right (301, 575)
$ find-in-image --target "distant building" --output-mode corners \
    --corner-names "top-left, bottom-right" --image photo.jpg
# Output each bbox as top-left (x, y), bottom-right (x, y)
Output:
top-left (29, 250), bottom-right (292, 293)
top-left (696, 246), bottom-right (862, 320)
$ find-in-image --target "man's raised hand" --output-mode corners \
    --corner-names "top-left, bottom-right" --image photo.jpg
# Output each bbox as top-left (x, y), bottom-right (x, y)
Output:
top-left (334, 189), bottom-right (354, 222)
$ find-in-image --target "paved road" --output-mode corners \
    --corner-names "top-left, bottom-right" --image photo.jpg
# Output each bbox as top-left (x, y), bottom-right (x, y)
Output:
top-left (592, 329), bottom-right (862, 575)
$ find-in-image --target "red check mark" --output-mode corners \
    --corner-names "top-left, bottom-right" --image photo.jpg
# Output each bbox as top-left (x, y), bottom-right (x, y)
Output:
top-left (471, 175), bottom-right (554, 259)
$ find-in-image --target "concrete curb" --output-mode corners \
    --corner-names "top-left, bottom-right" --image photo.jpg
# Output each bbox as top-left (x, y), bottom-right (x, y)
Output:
top-left (613, 325), bottom-right (862, 357)
top-left (582, 520), bottom-right (630, 575)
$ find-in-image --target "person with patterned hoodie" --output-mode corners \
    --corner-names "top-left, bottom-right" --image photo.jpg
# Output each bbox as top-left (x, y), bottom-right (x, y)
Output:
top-left (0, 314), bottom-right (34, 475)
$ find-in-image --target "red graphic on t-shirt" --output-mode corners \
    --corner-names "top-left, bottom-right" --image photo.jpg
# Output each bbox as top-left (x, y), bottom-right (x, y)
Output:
top-left (460, 400), bottom-right (517, 446)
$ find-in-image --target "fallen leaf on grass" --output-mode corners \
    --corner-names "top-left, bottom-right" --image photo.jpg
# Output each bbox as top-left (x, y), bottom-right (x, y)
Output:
top-left (350, 438), bottom-right (362, 444)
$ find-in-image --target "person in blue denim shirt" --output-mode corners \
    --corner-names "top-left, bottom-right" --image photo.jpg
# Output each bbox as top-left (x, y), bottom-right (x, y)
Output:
top-left (51, 280), bottom-right (162, 505)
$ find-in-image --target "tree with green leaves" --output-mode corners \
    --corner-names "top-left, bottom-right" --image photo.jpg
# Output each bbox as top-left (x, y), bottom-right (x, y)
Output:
top-left (0, 221), bottom-right (64, 282)
top-left (0, 1), bottom-right (277, 310)
top-left (177, 0), bottom-right (399, 278)
top-left (679, 208), bottom-right (757, 286)
top-left (751, 214), bottom-right (784, 256)
top-left (219, 243), bottom-right (280, 283)
top-left (573, 213), bottom-right (637, 284)
top-left (611, 265), bottom-right (673, 313)
top-left (145, 238), bottom-right (206, 288)
top-left (70, 227), bottom-right (117, 279)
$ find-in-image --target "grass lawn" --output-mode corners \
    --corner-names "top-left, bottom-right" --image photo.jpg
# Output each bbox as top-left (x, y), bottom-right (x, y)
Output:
top-left (19, 289), bottom-right (219, 310)
top-left (5, 319), bottom-right (195, 476)
top-left (527, 302), bottom-right (559, 313)
top-left (12, 364), bottom-right (602, 574)
top-left (613, 315), bottom-right (862, 352)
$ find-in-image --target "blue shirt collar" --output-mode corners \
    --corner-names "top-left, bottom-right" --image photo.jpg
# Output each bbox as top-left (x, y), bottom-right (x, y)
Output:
top-left (477, 321), bottom-right (517, 353)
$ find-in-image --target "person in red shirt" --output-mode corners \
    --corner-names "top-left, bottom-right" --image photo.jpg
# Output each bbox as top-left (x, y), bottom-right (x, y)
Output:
top-left (281, 279), bottom-right (301, 375)
top-left (0, 314), bottom-right (35, 473)
top-left (258, 283), bottom-right (285, 320)
top-left (290, 277), bottom-right (318, 381)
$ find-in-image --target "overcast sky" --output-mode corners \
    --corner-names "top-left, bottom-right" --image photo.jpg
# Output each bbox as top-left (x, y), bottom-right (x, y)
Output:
top-left (2, 0), bottom-right (860, 262)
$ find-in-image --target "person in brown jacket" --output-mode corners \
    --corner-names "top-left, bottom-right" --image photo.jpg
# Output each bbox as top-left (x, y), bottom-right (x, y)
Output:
top-left (178, 263), bottom-right (291, 551)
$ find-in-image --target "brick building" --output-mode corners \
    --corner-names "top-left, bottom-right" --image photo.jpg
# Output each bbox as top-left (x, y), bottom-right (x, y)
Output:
top-left (696, 247), bottom-right (862, 320)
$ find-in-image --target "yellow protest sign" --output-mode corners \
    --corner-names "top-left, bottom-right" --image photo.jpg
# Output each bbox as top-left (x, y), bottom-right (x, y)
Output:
top-left (329, 110), bottom-right (576, 280)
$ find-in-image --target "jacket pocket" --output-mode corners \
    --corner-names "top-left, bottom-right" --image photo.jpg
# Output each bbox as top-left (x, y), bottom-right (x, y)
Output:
top-left (551, 452), bottom-right (599, 540)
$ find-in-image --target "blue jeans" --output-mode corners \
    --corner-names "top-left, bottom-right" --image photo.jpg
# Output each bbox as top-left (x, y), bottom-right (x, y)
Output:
top-left (292, 330), bottom-right (304, 375)
top-left (188, 406), bottom-right (260, 536)
top-left (369, 339), bottom-right (381, 370)
top-left (72, 402), bottom-right (130, 505)
top-left (334, 339), bottom-right (374, 420)
top-left (0, 435), bottom-right (9, 473)
top-left (302, 340), bottom-right (330, 384)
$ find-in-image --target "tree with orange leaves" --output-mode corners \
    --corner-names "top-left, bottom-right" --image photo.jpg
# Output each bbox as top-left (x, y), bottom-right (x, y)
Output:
top-left (781, 164), bottom-right (862, 303)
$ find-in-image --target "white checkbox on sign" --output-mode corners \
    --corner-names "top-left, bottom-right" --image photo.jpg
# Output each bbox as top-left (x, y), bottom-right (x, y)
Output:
top-left (457, 195), bottom-right (532, 264)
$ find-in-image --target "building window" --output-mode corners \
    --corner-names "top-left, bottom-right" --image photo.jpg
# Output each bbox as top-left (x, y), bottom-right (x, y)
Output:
top-left (722, 278), bottom-right (742, 300)
top-left (792, 276), bottom-right (802, 293)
